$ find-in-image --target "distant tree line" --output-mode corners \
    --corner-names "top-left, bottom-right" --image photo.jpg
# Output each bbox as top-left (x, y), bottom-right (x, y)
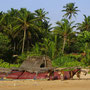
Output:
top-left (0, 3), bottom-right (90, 67)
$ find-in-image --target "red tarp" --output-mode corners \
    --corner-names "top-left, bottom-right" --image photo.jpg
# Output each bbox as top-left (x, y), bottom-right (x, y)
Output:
top-left (0, 71), bottom-right (61, 80)
top-left (0, 69), bottom-right (80, 80)
top-left (6, 71), bottom-right (61, 80)
top-left (6, 71), bottom-right (24, 79)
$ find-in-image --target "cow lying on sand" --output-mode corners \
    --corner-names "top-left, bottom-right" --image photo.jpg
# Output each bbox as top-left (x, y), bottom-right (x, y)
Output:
top-left (47, 68), bottom-right (87, 80)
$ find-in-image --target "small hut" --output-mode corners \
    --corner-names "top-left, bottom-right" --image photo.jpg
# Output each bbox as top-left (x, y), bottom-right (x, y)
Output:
top-left (0, 56), bottom-right (54, 79)
top-left (12, 55), bottom-right (53, 73)
top-left (20, 56), bottom-right (52, 69)
top-left (0, 56), bottom-right (86, 80)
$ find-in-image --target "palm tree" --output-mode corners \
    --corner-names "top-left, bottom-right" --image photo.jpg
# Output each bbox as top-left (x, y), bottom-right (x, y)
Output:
top-left (15, 8), bottom-right (40, 53)
top-left (35, 8), bottom-right (49, 21)
top-left (62, 3), bottom-right (79, 20)
top-left (77, 15), bottom-right (90, 32)
top-left (0, 11), bottom-right (6, 32)
top-left (53, 19), bottom-right (75, 53)
top-left (35, 8), bottom-right (50, 37)
top-left (0, 9), bottom-right (21, 53)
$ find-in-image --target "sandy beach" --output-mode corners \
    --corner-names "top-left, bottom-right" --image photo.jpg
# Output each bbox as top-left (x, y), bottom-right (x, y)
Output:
top-left (0, 74), bottom-right (90, 90)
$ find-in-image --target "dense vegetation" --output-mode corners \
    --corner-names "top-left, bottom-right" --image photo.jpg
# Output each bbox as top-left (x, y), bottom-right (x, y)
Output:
top-left (0, 3), bottom-right (90, 68)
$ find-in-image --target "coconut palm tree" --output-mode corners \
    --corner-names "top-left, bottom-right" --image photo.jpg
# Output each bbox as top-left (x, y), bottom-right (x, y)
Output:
top-left (35, 8), bottom-right (49, 21)
top-left (0, 11), bottom-right (7, 32)
top-left (77, 15), bottom-right (90, 32)
top-left (35, 8), bottom-right (51, 37)
top-left (14, 8), bottom-right (40, 53)
top-left (0, 9), bottom-right (21, 53)
top-left (62, 3), bottom-right (79, 20)
top-left (53, 19), bottom-right (75, 53)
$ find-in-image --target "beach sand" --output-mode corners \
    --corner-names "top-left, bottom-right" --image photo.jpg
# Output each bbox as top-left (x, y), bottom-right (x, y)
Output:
top-left (0, 74), bottom-right (90, 90)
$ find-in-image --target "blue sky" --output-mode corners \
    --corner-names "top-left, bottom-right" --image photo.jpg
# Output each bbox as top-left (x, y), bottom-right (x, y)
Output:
top-left (0, 0), bottom-right (90, 26)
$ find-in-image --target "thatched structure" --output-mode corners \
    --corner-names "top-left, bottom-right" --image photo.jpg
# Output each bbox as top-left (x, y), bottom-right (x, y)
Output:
top-left (0, 56), bottom-right (87, 80)
top-left (11, 56), bottom-right (53, 73)
top-left (21, 56), bottom-right (52, 69)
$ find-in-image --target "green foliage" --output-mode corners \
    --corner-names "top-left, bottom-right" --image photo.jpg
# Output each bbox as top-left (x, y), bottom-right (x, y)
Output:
top-left (86, 49), bottom-right (90, 65)
top-left (16, 53), bottom-right (27, 63)
top-left (81, 49), bottom-right (90, 66)
top-left (0, 59), bottom-right (20, 68)
top-left (77, 15), bottom-right (90, 32)
top-left (62, 3), bottom-right (79, 19)
top-left (52, 55), bottom-right (85, 67)
top-left (48, 41), bottom-right (56, 59)
top-left (16, 51), bottom-right (41, 63)
top-left (0, 5), bottom-right (90, 67)
top-left (78, 31), bottom-right (90, 43)
top-left (32, 43), bottom-right (41, 55)
top-left (68, 54), bottom-right (81, 61)
top-left (0, 33), bottom-right (10, 57)
top-left (80, 43), bottom-right (90, 66)
top-left (74, 31), bottom-right (90, 52)
top-left (39, 38), bottom-right (57, 59)
top-left (63, 61), bottom-right (84, 67)
top-left (54, 19), bottom-right (75, 54)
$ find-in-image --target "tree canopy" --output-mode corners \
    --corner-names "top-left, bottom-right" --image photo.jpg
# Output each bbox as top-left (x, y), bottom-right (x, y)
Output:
top-left (0, 3), bottom-right (90, 67)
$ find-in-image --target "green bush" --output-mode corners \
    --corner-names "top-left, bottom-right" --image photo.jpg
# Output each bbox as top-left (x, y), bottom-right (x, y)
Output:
top-left (52, 55), bottom-right (85, 67)
top-left (0, 33), bottom-right (10, 58)
top-left (0, 59), bottom-right (20, 68)
top-left (16, 51), bottom-right (42, 63)
top-left (16, 53), bottom-right (27, 63)
top-left (63, 61), bottom-right (85, 67)
top-left (86, 49), bottom-right (90, 65)
top-left (68, 54), bottom-right (81, 61)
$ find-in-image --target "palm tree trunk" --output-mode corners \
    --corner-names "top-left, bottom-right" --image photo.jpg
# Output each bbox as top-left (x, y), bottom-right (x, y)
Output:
top-left (14, 42), bottom-right (16, 51)
top-left (22, 27), bottom-right (26, 53)
top-left (62, 36), bottom-right (67, 54)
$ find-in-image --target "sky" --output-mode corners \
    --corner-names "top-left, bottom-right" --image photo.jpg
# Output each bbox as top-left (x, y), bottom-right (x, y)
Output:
top-left (0, 0), bottom-right (90, 26)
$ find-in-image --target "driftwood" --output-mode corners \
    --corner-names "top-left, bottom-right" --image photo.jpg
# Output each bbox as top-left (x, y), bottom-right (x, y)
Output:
top-left (47, 67), bottom-right (88, 80)
top-left (11, 67), bottom-right (55, 73)
top-left (54, 66), bottom-right (82, 71)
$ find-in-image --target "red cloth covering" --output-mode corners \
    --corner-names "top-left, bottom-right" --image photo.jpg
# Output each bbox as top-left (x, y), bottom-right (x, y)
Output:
top-left (0, 68), bottom-right (80, 80)
top-left (6, 71), bottom-right (24, 79)
top-left (3, 71), bottom-right (60, 80)
top-left (18, 72), bottom-right (36, 79)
